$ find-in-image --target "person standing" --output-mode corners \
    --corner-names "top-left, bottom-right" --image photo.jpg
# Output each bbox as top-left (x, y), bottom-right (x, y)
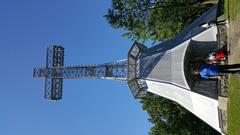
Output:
top-left (195, 64), bottom-right (240, 79)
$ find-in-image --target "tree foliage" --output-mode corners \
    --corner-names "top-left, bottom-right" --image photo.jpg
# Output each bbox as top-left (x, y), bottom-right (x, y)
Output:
top-left (105, 0), bottom-right (215, 42)
top-left (141, 93), bottom-right (220, 135)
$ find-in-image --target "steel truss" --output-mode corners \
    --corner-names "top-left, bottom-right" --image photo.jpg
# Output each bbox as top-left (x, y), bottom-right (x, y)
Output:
top-left (33, 63), bottom-right (127, 80)
top-left (33, 46), bottom-right (127, 100)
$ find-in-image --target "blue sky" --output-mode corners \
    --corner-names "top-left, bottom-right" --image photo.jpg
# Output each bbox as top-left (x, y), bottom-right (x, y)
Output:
top-left (0, 0), bottom-right (152, 135)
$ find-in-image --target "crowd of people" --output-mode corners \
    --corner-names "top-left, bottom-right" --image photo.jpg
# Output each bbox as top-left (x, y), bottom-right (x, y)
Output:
top-left (195, 47), bottom-right (240, 79)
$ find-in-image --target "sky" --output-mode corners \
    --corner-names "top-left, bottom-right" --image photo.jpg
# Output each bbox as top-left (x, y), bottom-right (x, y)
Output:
top-left (0, 0), bottom-right (152, 135)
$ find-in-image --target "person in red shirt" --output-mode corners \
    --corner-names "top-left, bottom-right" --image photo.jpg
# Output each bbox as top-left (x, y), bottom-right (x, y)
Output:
top-left (208, 47), bottom-right (229, 63)
top-left (215, 50), bottom-right (225, 60)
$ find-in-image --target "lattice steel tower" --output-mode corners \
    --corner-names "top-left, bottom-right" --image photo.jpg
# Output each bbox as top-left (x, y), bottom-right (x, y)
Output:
top-left (33, 45), bottom-right (147, 100)
top-left (33, 6), bottom-right (226, 134)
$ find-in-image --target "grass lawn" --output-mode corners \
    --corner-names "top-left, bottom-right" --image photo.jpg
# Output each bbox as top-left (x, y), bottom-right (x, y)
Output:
top-left (225, 0), bottom-right (240, 134)
top-left (224, 0), bottom-right (240, 20)
top-left (227, 76), bottom-right (240, 135)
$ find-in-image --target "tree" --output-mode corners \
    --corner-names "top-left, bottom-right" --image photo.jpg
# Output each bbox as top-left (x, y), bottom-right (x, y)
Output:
top-left (105, 0), bottom-right (215, 42)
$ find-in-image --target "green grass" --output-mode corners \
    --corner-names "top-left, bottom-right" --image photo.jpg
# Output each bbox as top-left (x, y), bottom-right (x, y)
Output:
top-left (227, 76), bottom-right (240, 135)
top-left (224, 0), bottom-right (240, 20)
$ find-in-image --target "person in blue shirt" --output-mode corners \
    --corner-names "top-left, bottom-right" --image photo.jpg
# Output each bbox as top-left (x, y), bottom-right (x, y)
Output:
top-left (196, 64), bottom-right (240, 79)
